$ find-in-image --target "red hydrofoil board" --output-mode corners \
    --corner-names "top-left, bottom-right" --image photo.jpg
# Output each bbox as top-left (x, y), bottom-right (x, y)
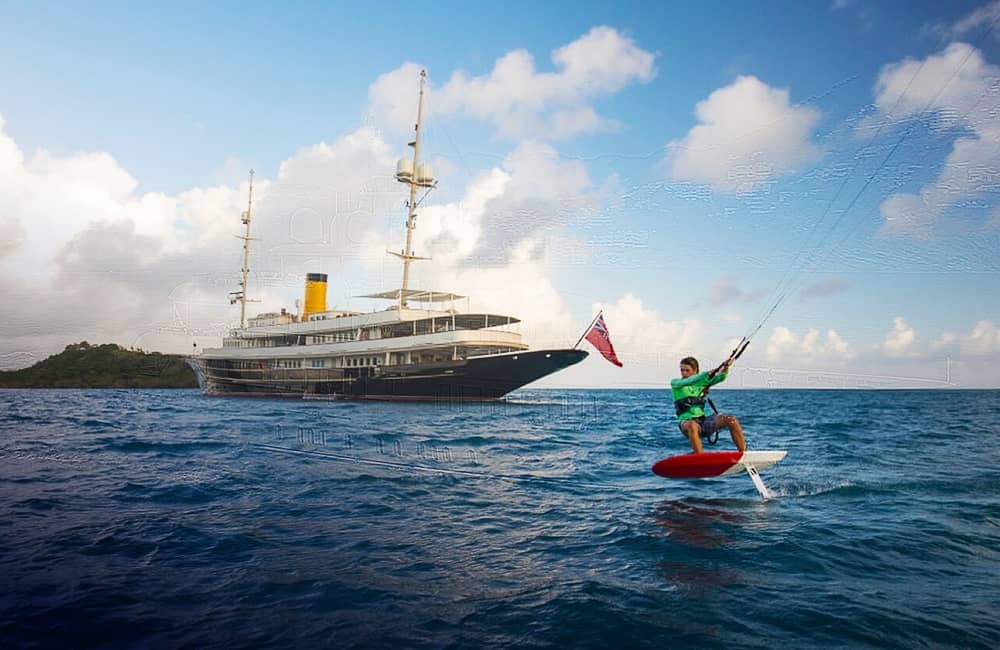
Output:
top-left (652, 450), bottom-right (787, 479)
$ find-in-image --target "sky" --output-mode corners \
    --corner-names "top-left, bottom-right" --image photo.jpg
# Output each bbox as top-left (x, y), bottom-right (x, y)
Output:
top-left (1, 0), bottom-right (999, 388)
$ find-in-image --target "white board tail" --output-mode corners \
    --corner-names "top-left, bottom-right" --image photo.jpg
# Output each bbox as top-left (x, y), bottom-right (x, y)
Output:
top-left (729, 450), bottom-right (787, 499)
top-left (718, 450), bottom-right (787, 476)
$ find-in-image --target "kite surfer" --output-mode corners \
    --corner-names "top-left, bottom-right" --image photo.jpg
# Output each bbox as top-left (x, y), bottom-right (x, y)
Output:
top-left (670, 355), bottom-right (746, 454)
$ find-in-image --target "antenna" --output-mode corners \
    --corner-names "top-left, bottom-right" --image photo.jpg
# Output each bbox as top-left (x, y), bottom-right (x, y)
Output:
top-left (390, 70), bottom-right (436, 309)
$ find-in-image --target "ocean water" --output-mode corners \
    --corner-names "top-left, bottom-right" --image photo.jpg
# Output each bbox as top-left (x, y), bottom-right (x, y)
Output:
top-left (0, 388), bottom-right (997, 648)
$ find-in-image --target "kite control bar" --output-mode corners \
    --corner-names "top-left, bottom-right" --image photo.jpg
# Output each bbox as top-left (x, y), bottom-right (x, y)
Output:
top-left (708, 337), bottom-right (751, 378)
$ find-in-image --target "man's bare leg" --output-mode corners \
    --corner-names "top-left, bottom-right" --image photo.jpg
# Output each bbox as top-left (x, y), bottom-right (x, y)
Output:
top-left (682, 420), bottom-right (703, 454)
top-left (720, 415), bottom-right (746, 453)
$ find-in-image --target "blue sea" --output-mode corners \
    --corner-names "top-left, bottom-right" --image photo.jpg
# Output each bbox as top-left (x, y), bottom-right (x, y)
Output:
top-left (0, 388), bottom-right (997, 648)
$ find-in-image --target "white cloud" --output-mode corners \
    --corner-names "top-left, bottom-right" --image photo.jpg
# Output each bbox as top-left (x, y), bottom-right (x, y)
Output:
top-left (931, 331), bottom-right (958, 350)
top-left (0, 116), bottom-right (411, 363)
top-left (359, 140), bottom-right (602, 350)
top-left (366, 63), bottom-right (428, 137)
top-left (882, 316), bottom-right (918, 357)
top-left (550, 293), bottom-right (706, 386)
top-left (383, 167), bottom-right (508, 268)
top-left (0, 114), bottom-right (25, 173)
top-left (446, 239), bottom-right (579, 349)
top-left (0, 114), bottom-right (255, 284)
top-left (965, 320), bottom-right (1000, 354)
top-left (874, 43), bottom-right (1000, 236)
top-left (594, 293), bottom-right (702, 365)
top-left (502, 140), bottom-right (591, 202)
top-left (765, 326), bottom-right (854, 365)
top-left (0, 214), bottom-right (25, 258)
top-left (667, 75), bottom-right (822, 193)
top-left (950, 1), bottom-right (1000, 41)
top-left (874, 43), bottom-right (995, 118)
top-left (385, 139), bottom-right (600, 274)
top-left (367, 27), bottom-right (655, 140)
top-left (549, 107), bottom-right (619, 139)
top-left (936, 320), bottom-right (1000, 356)
top-left (549, 25), bottom-right (657, 95)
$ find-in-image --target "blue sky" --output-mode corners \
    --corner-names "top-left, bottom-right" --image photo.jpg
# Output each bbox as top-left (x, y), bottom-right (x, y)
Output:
top-left (2, 1), bottom-right (984, 192)
top-left (1, 0), bottom-right (999, 387)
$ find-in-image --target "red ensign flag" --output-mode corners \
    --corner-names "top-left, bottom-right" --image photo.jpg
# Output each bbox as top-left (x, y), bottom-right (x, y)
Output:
top-left (585, 313), bottom-right (623, 367)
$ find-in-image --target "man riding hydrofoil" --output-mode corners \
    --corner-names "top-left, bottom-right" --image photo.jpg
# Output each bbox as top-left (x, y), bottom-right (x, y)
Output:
top-left (670, 354), bottom-right (746, 454)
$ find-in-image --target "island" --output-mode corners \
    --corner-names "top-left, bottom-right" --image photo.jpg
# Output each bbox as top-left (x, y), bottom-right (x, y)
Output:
top-left (0, 342), bottom-right (199, 388)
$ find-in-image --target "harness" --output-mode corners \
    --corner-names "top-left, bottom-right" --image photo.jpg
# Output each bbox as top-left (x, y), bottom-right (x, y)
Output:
top-left (674, 395), bottom-right (721, 445)
top-left (673, 395), bottom-right (705, 417)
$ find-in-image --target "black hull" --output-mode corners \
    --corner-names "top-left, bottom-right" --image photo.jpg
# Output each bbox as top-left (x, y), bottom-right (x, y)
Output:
top-left (192, 349), bottom-right (588, 401)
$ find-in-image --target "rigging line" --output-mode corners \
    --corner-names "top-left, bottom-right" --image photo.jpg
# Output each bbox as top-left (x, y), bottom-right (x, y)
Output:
top-left (775, 18), bottom-right (999, 298)
top-left (749, 26), bottom-right (998, 332)
top-left (829, 61), bottom-right (1000, 254)
top-left (743, 61), bottom-right (934, 341)
top-left (744, 291), bottom-right (787, 341)
top-left (436, 119), bottom-right (477, 183)
top-left (826, 88), bottom-right (991, 255)
top-left (743, 16), bottom-right (999, 340)
top-left (413, 185), bottom-right (435, 209)
top-left (752, 114), bottom-right (946, 329)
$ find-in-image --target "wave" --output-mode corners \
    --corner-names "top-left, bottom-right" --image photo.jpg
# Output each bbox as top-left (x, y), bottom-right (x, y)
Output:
top-left (3, 388), bottom-right (999, 648)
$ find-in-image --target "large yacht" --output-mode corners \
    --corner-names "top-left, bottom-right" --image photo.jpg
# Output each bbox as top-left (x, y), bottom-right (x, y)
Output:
top-left (189, 71), bottom-right (587, 400)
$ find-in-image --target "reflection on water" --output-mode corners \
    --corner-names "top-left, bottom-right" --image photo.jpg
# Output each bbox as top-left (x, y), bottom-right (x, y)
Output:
top-left (649, 499), bottom-right (758, 596)
top-left (651, 499), bottom-right (747, 548)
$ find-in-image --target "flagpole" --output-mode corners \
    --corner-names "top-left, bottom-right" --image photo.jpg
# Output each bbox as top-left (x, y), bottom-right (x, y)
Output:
top-left (573, 310), bottom-right (603, 349)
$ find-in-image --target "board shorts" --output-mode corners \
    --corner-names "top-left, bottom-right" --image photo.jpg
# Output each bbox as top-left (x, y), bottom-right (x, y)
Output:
top-left (678, 415), bottom-right (721, 439)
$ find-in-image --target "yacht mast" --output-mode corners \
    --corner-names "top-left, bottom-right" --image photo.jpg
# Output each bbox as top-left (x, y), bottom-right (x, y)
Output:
top-left (392, 70), bottom-right (435, 309)
top-left (232, 169), bottom-right (255, 328)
